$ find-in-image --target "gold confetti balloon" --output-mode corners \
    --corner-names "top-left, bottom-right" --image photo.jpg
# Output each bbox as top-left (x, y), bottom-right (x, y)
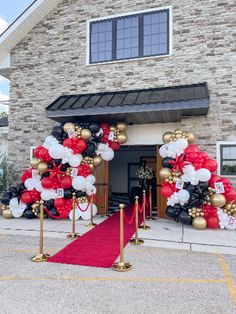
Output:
top-left (192, 217), bottom-right (207, 230)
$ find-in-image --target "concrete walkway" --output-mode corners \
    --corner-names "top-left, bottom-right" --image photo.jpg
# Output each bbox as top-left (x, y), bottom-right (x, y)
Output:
top-left (1, 215), bottom-right (236, 255)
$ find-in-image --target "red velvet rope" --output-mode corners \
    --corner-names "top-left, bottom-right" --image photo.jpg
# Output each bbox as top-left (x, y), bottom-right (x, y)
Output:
top-left (123, 203), bottom-right (136, 225)
top-left (44, 207), bottom-right (67, 219)
top-left (93, 190), bottom-right (107, 207)
top-left (75, 195), bottom-right (93, 212)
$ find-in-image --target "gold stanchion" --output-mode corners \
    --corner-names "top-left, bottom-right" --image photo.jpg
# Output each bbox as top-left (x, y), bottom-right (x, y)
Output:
top-left (102, 185), bottom-right (110, 217)
top-left (139, 190), bottom-right (150, 230)
top-left (87, 194), bottom-right (97, 227)
top-left (130, 196), bottom-right (144, 245)
top-left (32, 200), bottom-right (50, 262)
top-left (147, 186), bottom-right (156, 220)
top-left (67, 193), bottom-right (79, 239)
top-left (112, 204), bottom-right (132, 272)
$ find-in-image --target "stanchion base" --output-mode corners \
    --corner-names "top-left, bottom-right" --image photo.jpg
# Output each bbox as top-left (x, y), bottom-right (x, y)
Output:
top-left (147, 216), bottom-right (156, 220)
top-left (138, 225), bottom-right (151, 230)
top-left (32, 253), bottom-right (50, 262)
top-left (112, 261), bottom-right (132, 272)
top-left (129, 238), bottom-right (144, 245)
top-left (67, 233), bottom-right (80, 239)
top-left (101, 214), bottom-right (110, 218)
top-left (86, 222), bottom-right (97, 227)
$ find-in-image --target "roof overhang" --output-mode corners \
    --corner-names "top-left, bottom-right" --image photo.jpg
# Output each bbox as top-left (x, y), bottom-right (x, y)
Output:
top-left (46, 83), bottom-right (210, 124)
top-left (0, 0), bottom-right (62, 77)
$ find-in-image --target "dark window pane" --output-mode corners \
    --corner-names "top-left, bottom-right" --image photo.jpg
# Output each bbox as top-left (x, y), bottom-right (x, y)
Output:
top-left (116, 15), bottom-right (139, 59)
top-left (90, 20), bottom-right (112, 63)
top-left (143, 10), bottom-right (169, 57)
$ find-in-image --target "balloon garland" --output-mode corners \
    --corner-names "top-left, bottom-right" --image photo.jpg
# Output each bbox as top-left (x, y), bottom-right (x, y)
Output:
top-left (160, 129), bottom-right (236, 230)
top-left (1, 122), bottom-right (128, 219)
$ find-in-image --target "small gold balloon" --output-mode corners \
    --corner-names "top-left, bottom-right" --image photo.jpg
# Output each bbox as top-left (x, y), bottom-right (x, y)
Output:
top-left (210, 194), bottom-right (226, 208)
top-left (81, 129), bottom-right (92, 140)
top-left (186, 132), bottom-right (195, 143)
top-left (37, 162), bottom-right (48, 174)
top-left (162, 131), bottom-right (173, 144)
top-left (192, 217), bottom-right (207, 230)
top-left (93, 156), bottom-right (103, 166)
top-left (116, 122), bottom-right (127, 132)
top-left (32, 203), bottom-right (38, 210)
top-left (110, 125), bottom-right (116, 132)
top-left (63, 122), bottom-right (75, 133)
top-left (174, 129), bottom-right (182, 134)
top-left (159, 168), bottom-right (171, 179)
top-left (89, 164), bottom-right (95, 171)
top-left (30, 157), bottom-right (41, 169)
top-left (117, 133), bottom-right (128, 144)
top-left (2, 209), bottom-right (13, 219)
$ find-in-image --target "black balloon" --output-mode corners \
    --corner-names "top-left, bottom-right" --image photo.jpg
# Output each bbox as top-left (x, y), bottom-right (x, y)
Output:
top-left (16, 183), bottom-right (25, 195)
top-left (76, 191), bottom-right (85, 198)
top-left (48, 207), bottom-right (58, 218)
top-left (85, 143), bottom-right (96, 157)
top-left (178, 211), bottom-right (192, 225)
top-left (162, 157), bottom-right (174, 169)
top-left (53, 159), bottom-right (62, 166)
top-left (89, 123), bottom-right (100, 134)
top-left (45, 199), bottom-right (54, 208)
top-left (166, 206), bottom-right (179, 219)
top-left (0, 192), bottom-right (12, 205)
top-left (51, 126), bottom-right (64, 138)
top-left (199, 181), bottom-right (209, 191)
top-left (61, 163), bottom-right (69, 172)
top-left (64, 189), bottom-right (72, 199)
top-left (24, 209), bottom-right (35, 219)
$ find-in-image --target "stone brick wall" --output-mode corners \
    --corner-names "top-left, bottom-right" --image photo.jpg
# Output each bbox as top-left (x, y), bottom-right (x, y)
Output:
top-left (8, 0), bottom-right (236, 178)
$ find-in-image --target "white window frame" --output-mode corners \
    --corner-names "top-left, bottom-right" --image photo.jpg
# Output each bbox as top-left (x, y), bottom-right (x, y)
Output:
top-left (216, 141), bottom-right (236, 177)
top-left (86, 5), bottom-right (173, 65)
top-left (30, 146), bottom-right (37, 159)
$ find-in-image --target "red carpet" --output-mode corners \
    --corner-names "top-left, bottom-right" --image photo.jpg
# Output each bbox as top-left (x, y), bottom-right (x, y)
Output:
top-left (47, 204), bottom-right (143, 268)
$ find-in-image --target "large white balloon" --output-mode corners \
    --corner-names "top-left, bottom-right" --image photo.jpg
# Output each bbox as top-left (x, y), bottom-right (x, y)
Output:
top-left (86, 175), bottom-right (96, 185)
top-left (196, 168), bottom-right (211, 182)
top-left (24, 178), bottom-right (35, 191)
top-left (72, 176), bottom-right (87, 190)
top-left (69, 208), bottom-right (81, 221)
top-left (101, 147), bottom-right (114, 161)
top-left (80, 203), bottom-right (97, 220)
top-left (69, 154), bottom-right (82, 167)
top-left (49, 144), bottom-right (65, 159)
top-left (41, 189), bottom-right (57, 201)
top-left (175, 138), bottom-right (188, 150)
top-left (9, 197), bottom-right (18, 208)
top-left (43, 135), bottom-right (59, 148)
top-left (177, 189), bottom-right (190, 204)
top-left (12, 208), bottom-right (23, 218)
top-left (159, 145), bottom-right (168, 158)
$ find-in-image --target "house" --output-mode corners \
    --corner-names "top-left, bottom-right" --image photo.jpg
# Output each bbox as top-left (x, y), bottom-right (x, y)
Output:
top-left (0, 0), bottom-right (235, 216)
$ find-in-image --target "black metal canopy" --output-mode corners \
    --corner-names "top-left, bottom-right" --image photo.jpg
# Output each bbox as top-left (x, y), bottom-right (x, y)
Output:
top-left (45, 83), bottom-right (209, 124)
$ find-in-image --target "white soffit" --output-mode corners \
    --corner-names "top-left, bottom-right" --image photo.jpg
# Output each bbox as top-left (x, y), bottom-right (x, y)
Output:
top-left (0, 0), bottom-right (62, 63)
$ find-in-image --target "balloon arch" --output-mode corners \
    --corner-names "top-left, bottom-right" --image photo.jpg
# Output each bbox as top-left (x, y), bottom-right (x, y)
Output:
top-left (1, 123), bottom-right (236, 231)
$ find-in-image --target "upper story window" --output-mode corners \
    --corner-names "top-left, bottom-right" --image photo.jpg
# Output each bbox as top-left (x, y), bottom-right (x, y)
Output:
top-left (217, 142), bottom-right (236, 176)
top-left (88, 7), bottom-right (171, 64)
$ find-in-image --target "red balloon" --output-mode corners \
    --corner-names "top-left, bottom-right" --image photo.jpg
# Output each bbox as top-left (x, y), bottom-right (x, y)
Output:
top-left (203, 159), bottom-right (218, 172)
top-left (21, 169), bottom-right (32, 182)
top-left (60, 176), bottom-right (72, 189)
top-left (224, 189), bottom-right (236, 202)
top-left (20, 191), bottom-right (33, 204)
top-left (54, 198), bottom-right (66, 209)
top-left (78, 164), bottom-right (91, 177)
top-left (34, 146), bottom-right (43, 158)
top-left (206, 216), bottom-right (219, 229)
top-left (100, 123), bottom-right (110, 131)
top-left (38, 147), bottom-right (51, 162)
top-left (30, 189), bottom-right (40, 202)
top-left (109, 141), bottom-right (121, 151)
top-left (185, 144), bottom-right (200, 154)
top-left (160, 185), bottom-right (174, 198)
top-left (63, 138), bottom-right (73, 149)
top-left (41, 177), bottom-right (53, 189)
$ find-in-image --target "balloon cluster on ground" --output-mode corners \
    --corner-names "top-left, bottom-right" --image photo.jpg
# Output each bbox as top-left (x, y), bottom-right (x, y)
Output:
top-left (159, 129), bottom-right (236, 230)
top-left (1, 122), bottom-right (128, 219)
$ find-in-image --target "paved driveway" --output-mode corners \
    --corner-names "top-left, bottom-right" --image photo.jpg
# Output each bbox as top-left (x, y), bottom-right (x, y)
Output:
top-left (0, 234), bottom-right (236, 314)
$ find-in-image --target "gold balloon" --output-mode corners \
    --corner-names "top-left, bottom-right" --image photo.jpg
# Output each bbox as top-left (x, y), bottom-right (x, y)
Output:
top-left (192, 217), bottom-right (207, 230)
top-left (186, 132), bottom-right (195, 143)
top-left (210, 194), bottom-right (226, 208)
top-left (174, 129), bottom-right (182, 134)
top-left (117, 133), bottom-right (128, 144)
top-left (37, 162), bottom-right (48, 173)
top-left (89, 164), bottom-right (95, 171)
top-left (30, 157), bottom-right (41, 169)
top-left (2, 209), bottom-right (13, 219)
top-left (110, 125), bottom-right (116, 132)
top-left (162, 131), bottom-right (173, 144)
top-left (81, 129), bottom-right (92, 140)
top-left (116, 122), bottom-right (127, 132)
top-left (63, 122), bottom-right (75, 133)
top-left (159, 168), bottom-right (171, 179)
top-left (93, 156), bottom-right (103, 166)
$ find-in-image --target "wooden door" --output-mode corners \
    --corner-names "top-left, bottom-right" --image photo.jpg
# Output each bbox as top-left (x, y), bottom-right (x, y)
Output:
top-left (156, 145), bottom-right (168, 218)
top-left (93, 160), bottom-right (109, 214)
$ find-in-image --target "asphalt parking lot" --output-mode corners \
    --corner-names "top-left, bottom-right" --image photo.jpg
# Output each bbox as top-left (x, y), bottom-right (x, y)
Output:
top-left (0, 234), bottom-right (236, 314)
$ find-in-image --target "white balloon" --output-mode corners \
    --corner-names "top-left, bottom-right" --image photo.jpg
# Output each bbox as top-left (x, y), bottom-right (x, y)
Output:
top-left (86, 185), bottom-right (97, 196)
top-left (69, 154), bottom-right (82, 167)
top-left (49, 144), bottom-right (65, 159)
top-left (101, 147), bottom-right (114, 161)
top-left (177, 189), bottom-right (190, 203)
top-left (159, 145), bottom-right (168, 158)
top-left (72, 176), bottom-right (87, 190)
top-left (41, 189), bottom-right (56, 201)
top-left (86, 175), bottom-right (96, 185)
top-left (196, 168), bottom-right (211, 182)
top-left (43, 135), bottom-right (59, 148)
top-left (11, 208), bottom-right (23, 218)
top-left (9, 197), bottom-right (18, 208)
top-left (62, 147), bottom-right (73, 164)
top-left (34, 180), bottom-right (44, 192)
top-left (69, 208), bottom-right (81, 221)
top-left (80, 203), bottom-right (97, 220)
top-left (175, 138), bottom-right (188, 150)
top-left (24, 178), bottom-right (34, 191)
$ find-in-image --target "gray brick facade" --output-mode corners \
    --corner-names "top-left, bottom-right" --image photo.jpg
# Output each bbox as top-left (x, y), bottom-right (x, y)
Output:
top-left (8, 0), bottom-right (236, 175)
